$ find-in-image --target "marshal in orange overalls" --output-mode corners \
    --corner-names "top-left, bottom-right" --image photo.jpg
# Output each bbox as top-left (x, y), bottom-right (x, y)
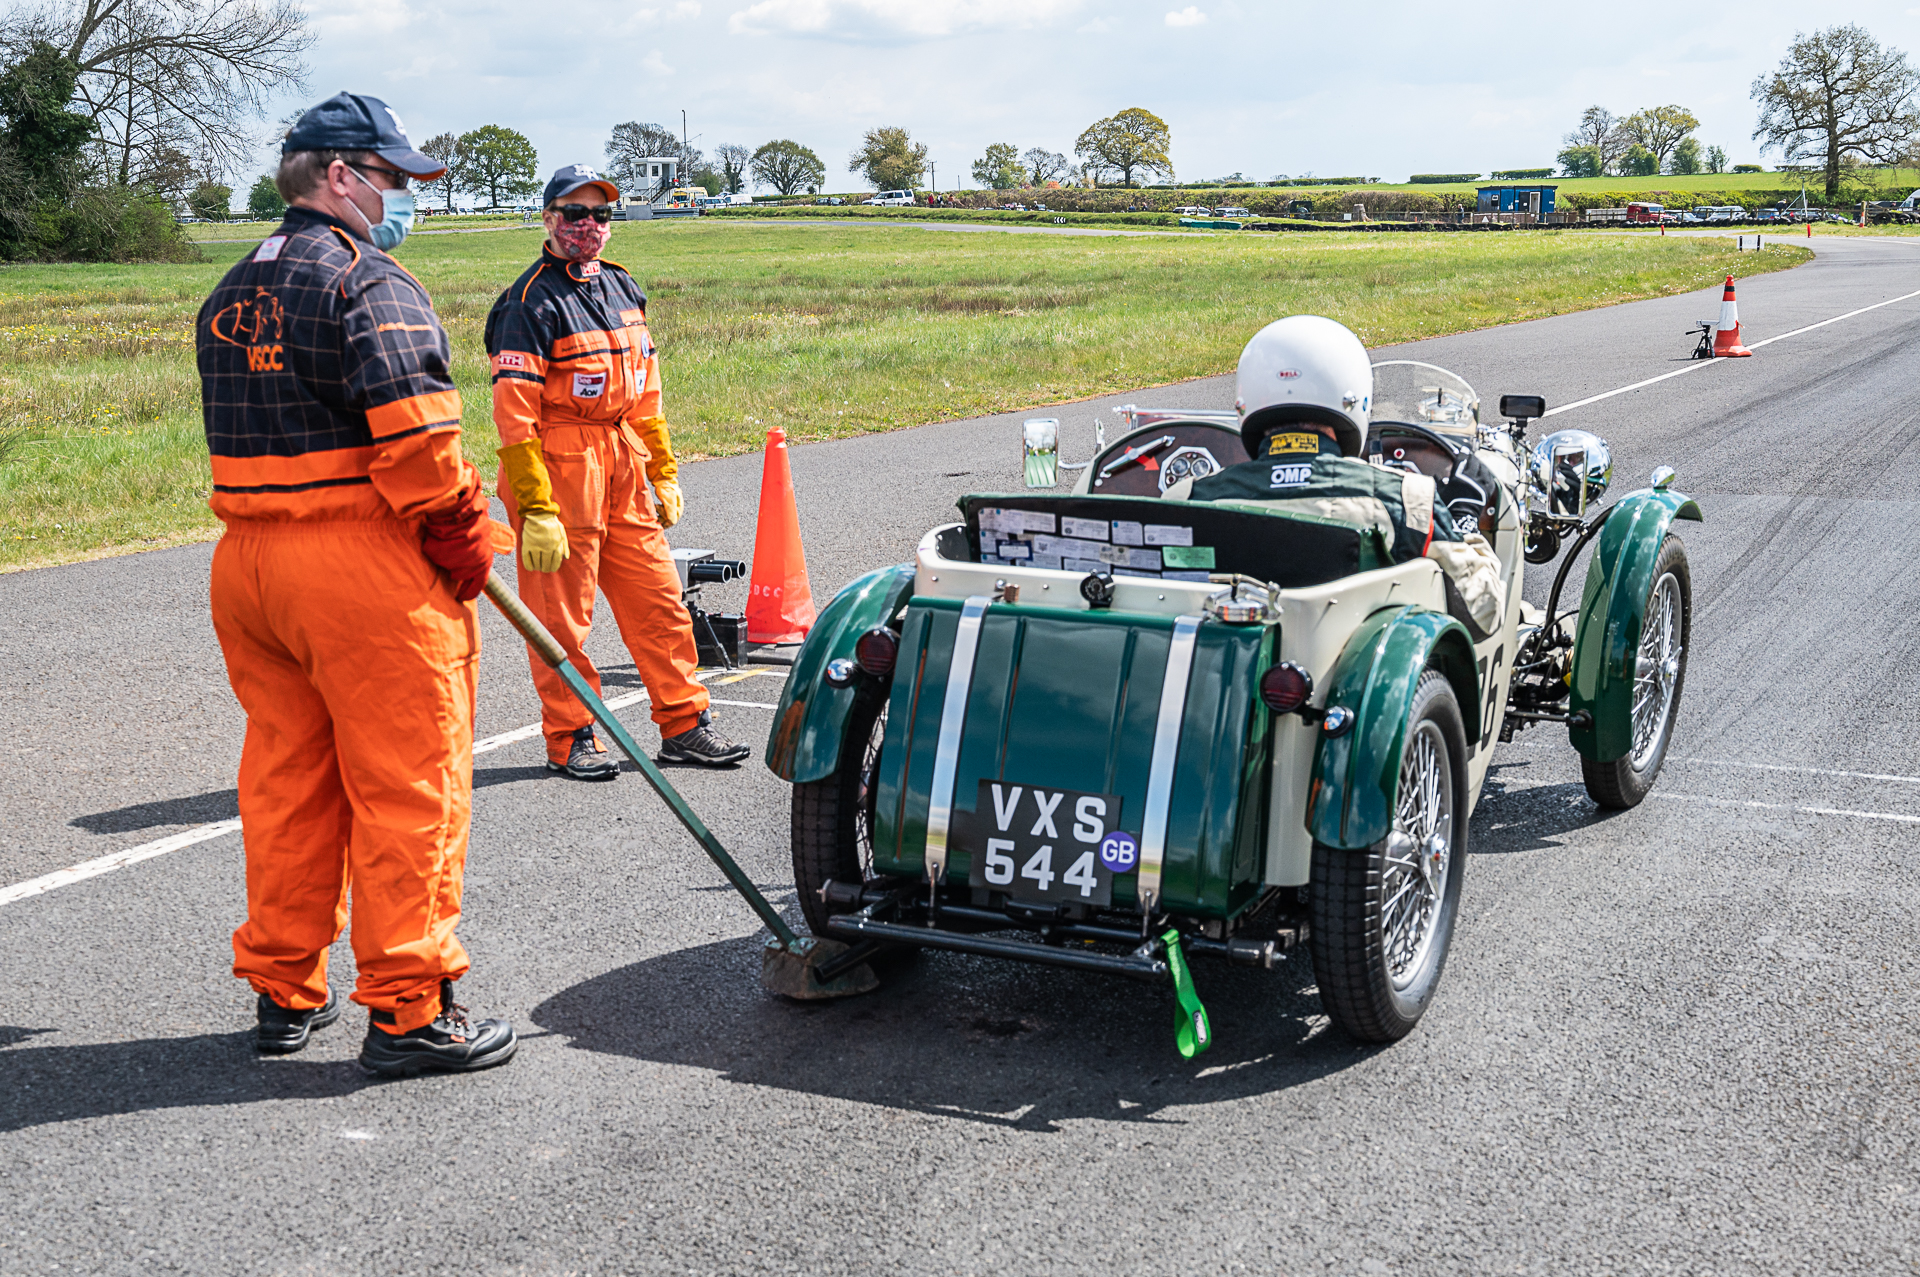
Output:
top-left (485, 246), bottom-right (708, 764)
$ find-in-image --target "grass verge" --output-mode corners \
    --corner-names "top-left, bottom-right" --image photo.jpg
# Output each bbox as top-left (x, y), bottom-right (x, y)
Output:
top-left (0, 220), bottom-right (1805, 569)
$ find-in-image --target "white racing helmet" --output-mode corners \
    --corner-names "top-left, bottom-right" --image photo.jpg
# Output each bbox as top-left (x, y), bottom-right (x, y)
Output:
top-left (1234, 315), bottom-right (1373, 459)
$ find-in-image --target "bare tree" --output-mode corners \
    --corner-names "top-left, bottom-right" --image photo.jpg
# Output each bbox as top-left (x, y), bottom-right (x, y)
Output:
top-left (6, 0), bottom-right (312, 184)
top-left (1753, 24), bottom-right (1920, 200)
top-left (1022, 147), bottom-right (1070, 186)
top-left (418, 131), bottom-right (458, 211)
top-left (1564, 105), bottom-right (1628, 174)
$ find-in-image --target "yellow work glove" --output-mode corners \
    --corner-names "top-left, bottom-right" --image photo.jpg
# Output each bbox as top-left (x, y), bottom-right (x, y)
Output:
top-left (631, 414), bottom-right (679, 486)
top-left (653, 479), bottom-right (684, 528)
top-left (498, 440), bottom-right (569, 573)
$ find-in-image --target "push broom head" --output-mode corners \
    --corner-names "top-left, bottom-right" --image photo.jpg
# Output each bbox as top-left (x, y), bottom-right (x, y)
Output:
top-left (760, 936), bottom-right (879, 1000)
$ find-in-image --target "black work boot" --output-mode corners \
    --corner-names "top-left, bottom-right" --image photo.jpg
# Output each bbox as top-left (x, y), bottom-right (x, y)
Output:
top-left (255, 989), bottom-right (341, 1055)
top-left (546, 725), bottom-right (619, 781)
top-left (659, 713), bottom-right (750, 766)
top-left (358, 981), bottom-right (516, 1078)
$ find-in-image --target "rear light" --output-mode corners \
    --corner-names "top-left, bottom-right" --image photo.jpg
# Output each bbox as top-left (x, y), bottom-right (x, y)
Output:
top-left (1259, 661), bottom-right (1313, 714)
top-left (854, 626), bottom-right (899, 677)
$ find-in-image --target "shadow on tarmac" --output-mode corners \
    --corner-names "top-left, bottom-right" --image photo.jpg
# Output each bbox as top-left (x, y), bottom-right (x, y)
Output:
top-left (70, 788), bottom-right (239, 833)
top-left (0, 1030), bottom-right (375, 1133)
top-left (531, 938), bottom-right (1376, 1131)
top-left (1471, 759), bottom-right (1624, 856)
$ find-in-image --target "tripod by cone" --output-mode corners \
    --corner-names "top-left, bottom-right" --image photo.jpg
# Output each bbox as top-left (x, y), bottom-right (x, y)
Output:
top-left (746, 427), bottom-right (816, 643)
top-left (1712, 275), bottom-right (1752, 357)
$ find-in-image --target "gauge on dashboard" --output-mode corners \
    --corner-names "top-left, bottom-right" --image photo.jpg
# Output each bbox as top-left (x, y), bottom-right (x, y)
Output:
top-left (1158, 446), bottom-right (1222, 492)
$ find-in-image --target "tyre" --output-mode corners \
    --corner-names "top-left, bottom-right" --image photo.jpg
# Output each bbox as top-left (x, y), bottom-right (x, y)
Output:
top-left (1581, 535), bottom-right (1690, 810)
top-left (790, 687), bottom-right (888, 937)
top-left (1309, 669), bottom-right (1470, 1043)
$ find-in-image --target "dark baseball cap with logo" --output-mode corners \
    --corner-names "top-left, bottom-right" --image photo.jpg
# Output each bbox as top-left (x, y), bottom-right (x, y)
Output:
top-left (282, 92), bottom-right (447, 180)
top-left (543, 164), bottom-right (621, 207)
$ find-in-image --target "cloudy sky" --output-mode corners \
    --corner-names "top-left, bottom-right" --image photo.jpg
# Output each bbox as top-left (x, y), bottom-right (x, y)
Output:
top-left (276, 0), bottom-right (1920, 191)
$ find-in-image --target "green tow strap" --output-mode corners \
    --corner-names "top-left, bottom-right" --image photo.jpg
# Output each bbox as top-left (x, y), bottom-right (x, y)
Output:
top-left (1162, 929), bottom-right (1212, 1058)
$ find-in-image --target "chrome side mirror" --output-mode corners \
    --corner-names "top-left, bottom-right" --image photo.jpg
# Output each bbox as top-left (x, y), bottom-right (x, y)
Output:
top-left (1529, 428), bottom-right (1612, 518)
top-left (1650, 465), bottom-right (1676, 490)
top-left (1095, 417), bottom-right (1106, 449)
top-left (1023, 417), bottom-right (1059, 488)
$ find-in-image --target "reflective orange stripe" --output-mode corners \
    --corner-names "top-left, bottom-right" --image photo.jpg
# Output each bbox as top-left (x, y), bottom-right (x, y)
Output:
top-left (366, 389), bottom-right (462, 442)
top-left (211, 447), bottom-right (377, 493)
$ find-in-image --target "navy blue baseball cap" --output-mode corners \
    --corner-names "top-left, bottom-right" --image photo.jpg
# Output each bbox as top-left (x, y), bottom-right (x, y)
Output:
top-left (543, 163), bottom-right (620, 207)
top-left (282, 92), bottom-right (446, 179)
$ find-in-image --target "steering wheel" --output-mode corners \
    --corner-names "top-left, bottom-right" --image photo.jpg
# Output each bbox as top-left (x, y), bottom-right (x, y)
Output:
top-left (1367, 420), bottom-right (1496, 534)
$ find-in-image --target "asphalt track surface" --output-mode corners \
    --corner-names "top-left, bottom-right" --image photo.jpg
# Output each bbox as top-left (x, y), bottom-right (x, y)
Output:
top-left (3, 236), bottom-right (1917, 1276)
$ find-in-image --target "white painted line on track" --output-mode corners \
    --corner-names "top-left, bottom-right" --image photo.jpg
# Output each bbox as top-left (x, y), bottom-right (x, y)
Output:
top-left (1650, 793), bottom-right (1920, 825)
top-left (1542, 284), bottom-right (1920, 420)
top-left (1669, 756), bottom-right (1920, 786)
top-left (0, 667), bottom-right (789, 908)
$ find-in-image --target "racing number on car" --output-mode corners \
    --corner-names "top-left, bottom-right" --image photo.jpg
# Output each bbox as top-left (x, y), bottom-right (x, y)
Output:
top-left (966, 781), bottom-right (1126, 906)
top-left (1476, 646), bottom-right (1505, 751)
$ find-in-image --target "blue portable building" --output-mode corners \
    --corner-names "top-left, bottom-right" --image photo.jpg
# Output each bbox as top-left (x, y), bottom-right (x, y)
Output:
top-left (1476, 184), bottom-right (1557, 215)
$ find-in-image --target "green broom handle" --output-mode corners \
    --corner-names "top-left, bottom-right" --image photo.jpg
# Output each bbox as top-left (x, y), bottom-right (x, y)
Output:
top-left (482, 572), bottom-right (801, 949)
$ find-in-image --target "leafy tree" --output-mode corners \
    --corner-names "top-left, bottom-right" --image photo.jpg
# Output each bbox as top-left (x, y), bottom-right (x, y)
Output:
top-left (1023, 147), bottom-right (1071, 185)
top-left (1619, 144), bottom-right (1658, 177)
top-left (454, 124), bottom-right (537, 208)
top-left (1668, 137), bottom-right (1703, 175)
top-left (848, 125), bottom-right (926, 190)
top-left (604, 121), bottom-right (702, 195)
top-left (1073, 107), bottom-right (1172, 186)
top-left (1556, 145), bottom-right (1602, 178)
top-left (714, 143), bottom-right (750, 194)
top-left (1620, 105), bottom-right (1699, 171)
top-left (186, 178), bottom-right (228, 219)
top-left (1564, 105), bottom-right (1627, 174)
top-left (1753, 24), bottom-right (1920, 200)
top-left (418, 131), bottom-right (459, 211)
top-left (971, 142), bottom-right (1021, 189)
top-left (750, 139), bottom-right (824, 195)
top-left (246, 172), bottom-right (283, 218)
top-left (0, 42), bottom-right (94, 193)
top-left (1706, 144), bottom-right (1728, 174)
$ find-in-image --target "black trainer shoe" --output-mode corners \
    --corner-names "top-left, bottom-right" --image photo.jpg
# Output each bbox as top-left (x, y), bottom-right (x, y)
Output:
top-left (546, 726), bottom-right (619, 781)
top-left (359, 981), bottom-right (516, 1078)
top-left (659, 720), bottom-right (751, 766)
top-left (255, 989), bottom-right (341, 1055)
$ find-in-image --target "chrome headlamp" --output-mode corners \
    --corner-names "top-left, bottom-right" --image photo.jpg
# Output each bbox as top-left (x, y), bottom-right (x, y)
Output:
top-left (1528, 428), bottom-right (1612, 518)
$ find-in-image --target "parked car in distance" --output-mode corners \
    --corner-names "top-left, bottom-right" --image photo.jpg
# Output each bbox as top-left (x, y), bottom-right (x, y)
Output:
top-left (864, 189), bottom-right (916, 206)
top-left (1756, 208), bottom-right (1784, 223)
top-left (815, 197), bottom-right (845, 206)
top-left (1692, 206), bottom-right (1748, 223)
top-left (1215, 206), bottom-right (1251, 218)
top-left (1174, 205), bottom-right (1209, 216)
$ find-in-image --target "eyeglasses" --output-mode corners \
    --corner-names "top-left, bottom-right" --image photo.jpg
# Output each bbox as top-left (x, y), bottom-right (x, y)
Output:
top-left (346, 161), bottom-right (410, 189)
top-left (555, 203), bottom-right (614, 224)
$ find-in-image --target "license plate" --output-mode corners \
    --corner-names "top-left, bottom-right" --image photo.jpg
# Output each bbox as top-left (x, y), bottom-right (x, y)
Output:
top-left (960, 780), bottom-right (1135, 907)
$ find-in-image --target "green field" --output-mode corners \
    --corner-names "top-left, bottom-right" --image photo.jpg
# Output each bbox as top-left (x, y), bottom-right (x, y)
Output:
top-left (0, 220), bottom-right (1807, 569)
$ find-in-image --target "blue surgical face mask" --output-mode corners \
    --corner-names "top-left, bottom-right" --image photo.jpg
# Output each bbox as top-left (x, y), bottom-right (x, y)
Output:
top-left (348, 166), bottom-right (415, 251)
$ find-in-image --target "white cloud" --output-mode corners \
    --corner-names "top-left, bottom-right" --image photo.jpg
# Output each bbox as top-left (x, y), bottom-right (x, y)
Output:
top-left (642, 50), bottom-right (675, 74)
top-left (1164, 6), bottom-right (1205, 26)
top-left (1076, 15), bottom-right (1113, 32)
top-left (729, 0), bottom-right (1082, 38)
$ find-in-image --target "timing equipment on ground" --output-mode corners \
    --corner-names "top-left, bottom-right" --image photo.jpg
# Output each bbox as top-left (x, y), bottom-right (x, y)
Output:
top-left (671, 548), bottom-right (747, 669)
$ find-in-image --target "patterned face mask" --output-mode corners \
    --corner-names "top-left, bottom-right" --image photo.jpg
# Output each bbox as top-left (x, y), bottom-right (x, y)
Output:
top-left (549, 215), bottom-right (612, 262)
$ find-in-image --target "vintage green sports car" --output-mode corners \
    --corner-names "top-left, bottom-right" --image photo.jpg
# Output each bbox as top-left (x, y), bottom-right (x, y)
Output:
top-left (764, 361), bottom-right (1699, 1053)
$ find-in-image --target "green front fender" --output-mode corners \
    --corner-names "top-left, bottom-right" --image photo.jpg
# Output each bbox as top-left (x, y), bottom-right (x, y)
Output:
top-left (764, 564), bottom-right (915, 783)
top-left (1569, 487), bottom-right (1702, 761)
top-left (1307, 605), bottom-right (1481, 851)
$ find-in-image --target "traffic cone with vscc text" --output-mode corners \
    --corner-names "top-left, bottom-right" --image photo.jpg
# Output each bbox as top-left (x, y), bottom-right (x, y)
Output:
top-left (746, 427), bottom-right (817, 644)
top-left (1712, 275), bottom-right (1753, 357)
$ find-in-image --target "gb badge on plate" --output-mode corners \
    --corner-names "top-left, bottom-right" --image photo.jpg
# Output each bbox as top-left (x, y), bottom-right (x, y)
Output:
top-left (962, 781), bottom-right (1130, 906)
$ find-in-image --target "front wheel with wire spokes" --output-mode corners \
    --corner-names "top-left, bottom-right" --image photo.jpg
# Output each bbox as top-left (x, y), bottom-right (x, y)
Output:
top-left (1309, 669), bottom-right (1470, 1043)
top-left (1582, 535), bottom-right (1690, 810)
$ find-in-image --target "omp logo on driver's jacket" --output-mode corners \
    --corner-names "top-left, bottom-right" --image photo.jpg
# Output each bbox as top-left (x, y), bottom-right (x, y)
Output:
top-left (1269, 463), bottom-right (1313, 487)
top-left (1266, 432), bottom-right (1321, 456)
top-left (208, 287), bottom-right (287, 373)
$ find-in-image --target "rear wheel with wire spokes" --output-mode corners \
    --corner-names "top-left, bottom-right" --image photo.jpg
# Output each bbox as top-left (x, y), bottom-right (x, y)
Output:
top-left (1309, 669), bottom-right (1470, 1043)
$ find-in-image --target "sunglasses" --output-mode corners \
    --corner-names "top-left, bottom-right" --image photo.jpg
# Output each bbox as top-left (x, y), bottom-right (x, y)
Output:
top-left (346, 161), bottom-right (409, 189)
top-left (555, 203), bottom-right (614, 223)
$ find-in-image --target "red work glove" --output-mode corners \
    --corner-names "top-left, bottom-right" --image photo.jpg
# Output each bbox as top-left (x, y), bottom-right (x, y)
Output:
top-left (420, 467), bottom-right (495, 602)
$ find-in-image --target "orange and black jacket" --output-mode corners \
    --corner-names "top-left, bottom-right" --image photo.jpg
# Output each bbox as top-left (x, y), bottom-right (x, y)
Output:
top-left (484, 248), bottom-right (666, 460)
top-left (195, 206), bottom-right (469, 523)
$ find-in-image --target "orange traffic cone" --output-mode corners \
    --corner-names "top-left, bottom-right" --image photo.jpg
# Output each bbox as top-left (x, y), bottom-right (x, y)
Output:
top-left (1712, 275), bottom-right (1752, 358)
top-left (746, 427), bottom-right (816, 643)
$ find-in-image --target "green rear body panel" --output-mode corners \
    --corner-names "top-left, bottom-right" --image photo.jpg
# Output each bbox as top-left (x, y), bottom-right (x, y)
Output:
top-left (765, 563), bottom-right (915, 784)
top-left (872, 599), bottom-right (1272, 920)
top-left (1569, 488), bottom-right (1702, 762)
top-left (1307, 605), bottom-right (1480, 851)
